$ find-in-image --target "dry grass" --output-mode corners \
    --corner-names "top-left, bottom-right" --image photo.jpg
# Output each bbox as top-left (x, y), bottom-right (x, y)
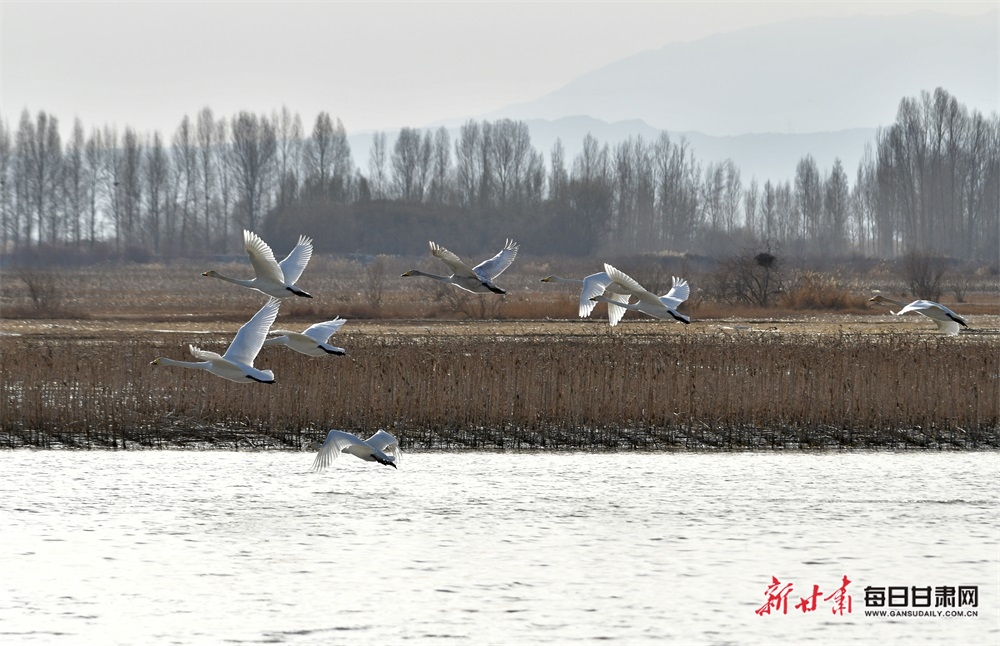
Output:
top-left (1, 326), bottom-right (997, 451)
top-left (1, 261), bottom-right (998, 451)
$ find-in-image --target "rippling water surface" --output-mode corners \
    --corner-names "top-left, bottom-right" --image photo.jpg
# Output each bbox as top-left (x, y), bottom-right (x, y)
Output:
top-left (2, 451), bottom-right (997, 644)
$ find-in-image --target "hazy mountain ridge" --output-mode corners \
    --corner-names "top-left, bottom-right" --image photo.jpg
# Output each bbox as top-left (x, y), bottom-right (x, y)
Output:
top-left (493, 10), bottom-right (998, 135)
top-left (350, 10), bottom-right (994, 184)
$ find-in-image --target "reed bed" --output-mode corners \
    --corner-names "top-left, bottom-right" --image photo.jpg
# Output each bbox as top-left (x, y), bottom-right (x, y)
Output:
top-left (1, 329), bottom-right (996, 451)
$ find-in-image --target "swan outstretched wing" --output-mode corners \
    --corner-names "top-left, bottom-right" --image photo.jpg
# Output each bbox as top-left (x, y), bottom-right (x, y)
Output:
top-left (473, 239), bottom-right (519, 281)
top-left (604, 263), bottom-right (662, 308)
top-left (579, 271), bottom-right (613, 317)
top-left (311, 430), bottom-right (364, 471)
top-left (189, 345), bottom-right (224, 363)
top-left (366, 429), bottom-right (401, 464)
top-left (224, 298), bottom-right (281, 366)
top-left (661, 276), bottom-right (690, 309)
top-left (930, 318), bottom-right (961, 335)
top-left (429, 241), bottom-right (478, 279)
top-left (302, 317), bottom-right (346, 343)
top-left (605, 292), bottom-right (631, 326)
top-left (244, 230), bottom-right (286, 285)
top-left (278, 235), bottom-right (314, 285)
top-left (897, 300), bottom-right (967, 334)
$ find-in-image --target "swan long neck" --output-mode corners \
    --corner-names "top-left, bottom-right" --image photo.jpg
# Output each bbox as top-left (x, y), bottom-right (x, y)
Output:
top-left (405, 270), bottom-right (449, 281)
top-left (873, 296), bottom-right (907, 308)
top-left (154, 358), bottom-right (208, 370)
top-left (205, 271), bottom-right (253, 288)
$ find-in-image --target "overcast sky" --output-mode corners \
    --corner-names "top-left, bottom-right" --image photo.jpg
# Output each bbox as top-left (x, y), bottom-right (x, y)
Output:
top-left (1, 1), bottom-right (995, 138)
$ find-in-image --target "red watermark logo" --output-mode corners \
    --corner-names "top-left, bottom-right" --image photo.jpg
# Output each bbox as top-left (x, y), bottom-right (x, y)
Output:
top-left (756, 576), bottom-right (981, 619)
top-left (755, 575), bottom-right (853, 616)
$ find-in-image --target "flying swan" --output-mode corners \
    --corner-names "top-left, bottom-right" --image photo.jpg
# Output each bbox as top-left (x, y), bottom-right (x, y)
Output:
top-left (310, 429), bottom-right (401, 470)
top-left (264, 318), bottom-right (347, 356)
top-left (402, 239), bottom-right (519, 294)
top-left (203, 230), bottom-right (314, 299)
top-left (869, 294), bottom-right (969, 336)
top-left (592, 263), bottom-right (691, 326)
top-left (150, 298), bottom-right (281, 383)
top-left (540, 272), bottom-right (633, 326)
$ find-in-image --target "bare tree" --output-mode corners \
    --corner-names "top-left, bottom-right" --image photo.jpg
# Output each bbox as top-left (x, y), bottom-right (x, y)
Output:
top-left (213, 117), bottom-right (233, 249)
top-left (794, 155), bottom-right (822, 243)
top-left (196, 107), bottom-right (220, 245)
top-left (454, 121), bottom-right (482, 207)
top-left (368, 131), bottom-right (388, 200)
top-left (273, 105), bottom-right (302, 211)
top-left (229, 111), bottom-right (277, 232)
top-left (120, 128), bottom-right (144, 250)
top-left (17, 109), bottom-right (62, 246)
top-left (145, 132), bottom-right (170, 253)
top-left (901, 249), bottom-right (948, 300)
top-left (427, 126), bottom-right (451, 204)
top-left (486, 119), bottom-right (533, 209)
top-left (823, 158), bottom-right (849, 254)
top-left (391, 127), bottom-right (425, 202)
top-left (63, 119), bottom-right (86, 248)
top-left (171, 116), bottom-right (196, 251)
top-left (0, 117), bottom-right (12, 251)
top-left (549, 138), bottom-right (569, 206)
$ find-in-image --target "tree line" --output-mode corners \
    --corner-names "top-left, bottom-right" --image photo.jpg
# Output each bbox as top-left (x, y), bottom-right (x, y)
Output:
top-left (1, 87), bottom-right (996, 264)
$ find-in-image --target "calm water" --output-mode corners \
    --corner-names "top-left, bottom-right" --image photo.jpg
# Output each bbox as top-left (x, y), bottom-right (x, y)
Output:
top-left (1, 451), bottom-right (997, 645)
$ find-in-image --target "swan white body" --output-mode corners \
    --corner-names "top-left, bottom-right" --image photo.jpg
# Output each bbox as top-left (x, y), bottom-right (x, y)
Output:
top-left (869, 295), bottom-right (968, 336)
top-left (203, 230), bottom-right (314, 299)
top-left (540, 273), bottom-right (632, 326)
top-left (150, 298), bottom-right (281, 383)
top-left (593, 263), bottom-right (691, 326)
top-left (310, 429), bottom-right (401, 470)
top-left (402, 239), bottom-right (518, 294)
top-left (264, 318), bottom-right (347, 356)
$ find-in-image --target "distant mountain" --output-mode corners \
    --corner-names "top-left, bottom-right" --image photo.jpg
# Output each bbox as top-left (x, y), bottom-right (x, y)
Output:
top-left (350, 10), bottom-right (995, 186)
top-left (490, 10), bottom-right (998, 135)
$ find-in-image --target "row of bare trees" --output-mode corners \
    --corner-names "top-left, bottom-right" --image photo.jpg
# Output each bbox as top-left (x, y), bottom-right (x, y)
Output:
top-left (1, 87), bottom-right (997, 263)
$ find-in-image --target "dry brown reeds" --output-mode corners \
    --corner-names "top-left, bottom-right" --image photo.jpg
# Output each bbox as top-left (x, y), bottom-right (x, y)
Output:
top-left (1, 328), bottom-right (996, 450)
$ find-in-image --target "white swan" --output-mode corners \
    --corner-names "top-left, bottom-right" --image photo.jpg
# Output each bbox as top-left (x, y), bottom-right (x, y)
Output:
top-left (150, 298), bottom-right (281, 383)
top-left (402, 239), bottom-right (518, 294)
top-left (869, 294), bottom-right (968, 336)
top-left (203, 230), bottom-right (314, 299)
top-left (310, 429), bottom-right (401, 470)
top-left (264, 318), bottom-right (347, 356)
top-left (592, 263), bottom-right (691, 326)
top-left (540, 272), bottom-right (632, 326)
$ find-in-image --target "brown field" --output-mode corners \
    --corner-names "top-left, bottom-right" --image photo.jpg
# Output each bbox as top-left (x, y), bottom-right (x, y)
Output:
top-left (1, 262), bottom-right (998, 451)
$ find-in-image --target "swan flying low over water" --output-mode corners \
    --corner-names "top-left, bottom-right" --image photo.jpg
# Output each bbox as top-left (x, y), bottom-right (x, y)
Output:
top-left (310, 429), bottom-right (401, 470)
top-left (402, 240), bottom-right (518, 294)
top-left (869, 294), bottom-right (968, 336)
top-left (203, 230), bottom-right (314, 299)
top-left (264, 318), bottom-right (347, 356)
top-left (150, 298), bottom-right (281, 383)
top-left (540, 272), bottom-right (632, 326)
top-left (592, 263), bottom-right (691, 326)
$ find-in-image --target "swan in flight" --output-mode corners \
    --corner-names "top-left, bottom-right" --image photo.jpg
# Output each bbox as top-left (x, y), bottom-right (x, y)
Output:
top-left (540, 272), bottom-right (632, 326)
top-left (203, 230), bottom-right (314, 299)
top-left (402, 239), bottom-right (518, 294)
top-left (264, 318), bottom-right (347, 356)
top-left (150, 298), bottom-right (281, 383)
top-left (869, 295), bottom-right (968, 335)
top-left (592, 263), bottom-right (691, 326)
top-left (310, 429), bottom-right (401, 470)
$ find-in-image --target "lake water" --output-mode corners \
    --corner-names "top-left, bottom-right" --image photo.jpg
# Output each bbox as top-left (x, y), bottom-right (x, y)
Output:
top-left (1, 451), bottom-right (997, 645)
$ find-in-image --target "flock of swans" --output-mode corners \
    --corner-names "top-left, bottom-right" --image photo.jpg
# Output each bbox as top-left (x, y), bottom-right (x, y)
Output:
top-left (148, 229), bottom-right (972, 470)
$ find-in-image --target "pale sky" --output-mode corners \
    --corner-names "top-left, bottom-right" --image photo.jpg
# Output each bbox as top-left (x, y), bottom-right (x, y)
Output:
top-left (1, 1), bottom-right (995, 138)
